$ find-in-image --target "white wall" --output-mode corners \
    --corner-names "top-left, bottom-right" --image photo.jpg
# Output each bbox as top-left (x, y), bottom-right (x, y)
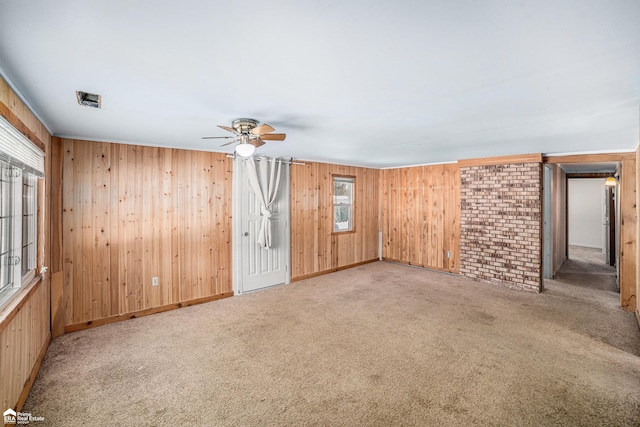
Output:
top-left (568, 178), bottom-right (605, 249)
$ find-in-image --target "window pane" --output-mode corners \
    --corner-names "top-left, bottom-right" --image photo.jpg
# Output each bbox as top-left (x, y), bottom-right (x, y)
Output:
top-left (333, 179), bottom-right (353, 205)
top-left (22, 172), bottom-right (37, 276)
top-left (334, 205), bottom-right (352, 231)
top-left (0, 160), bottom-right (13, 297)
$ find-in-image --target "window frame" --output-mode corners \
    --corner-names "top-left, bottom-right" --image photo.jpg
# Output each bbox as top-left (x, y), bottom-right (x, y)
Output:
top-left (0, 115), bottom-right (43, 312)
top-left (332, 175), bottom-right (355, 234)
top-left (22, 170), bottom-right (38, 281)
top-left (0, 160), bottom-right (18, 307)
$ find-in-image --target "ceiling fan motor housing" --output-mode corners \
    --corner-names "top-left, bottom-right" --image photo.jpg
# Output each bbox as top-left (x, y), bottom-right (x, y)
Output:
top-left (232, 118), bottom-right (259, 134)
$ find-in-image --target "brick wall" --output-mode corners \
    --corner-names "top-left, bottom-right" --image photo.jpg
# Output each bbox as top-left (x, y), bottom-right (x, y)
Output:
top-left (459, 162), bottom-right (543, 292)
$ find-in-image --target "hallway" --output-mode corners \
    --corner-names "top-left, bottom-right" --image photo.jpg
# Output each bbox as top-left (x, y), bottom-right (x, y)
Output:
top-left (554, 245), bottom-right (618, 293)
top-left (544, 245), bottom-right (639, 357)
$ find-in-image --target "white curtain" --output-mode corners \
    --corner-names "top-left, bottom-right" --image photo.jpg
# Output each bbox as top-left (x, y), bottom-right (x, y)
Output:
top-left (245, 156), bottom-right (282, 249)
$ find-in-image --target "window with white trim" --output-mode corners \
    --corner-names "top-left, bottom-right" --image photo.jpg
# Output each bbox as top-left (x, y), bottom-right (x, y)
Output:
top-left (333, 176), bottom-right (354, 232)
top-left (0, 115), bottom-right (43, 311)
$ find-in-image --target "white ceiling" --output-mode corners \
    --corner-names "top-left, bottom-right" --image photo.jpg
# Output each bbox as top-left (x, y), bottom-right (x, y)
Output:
top-left (0, 0), bottom-right (639, 168)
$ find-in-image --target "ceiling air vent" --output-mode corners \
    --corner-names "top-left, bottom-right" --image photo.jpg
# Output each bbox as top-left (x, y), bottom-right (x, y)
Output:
top-left (76, 91), bottom-right (101, 108)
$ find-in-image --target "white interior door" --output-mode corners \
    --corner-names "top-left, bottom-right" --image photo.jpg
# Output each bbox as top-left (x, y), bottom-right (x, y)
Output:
top-left (233, 157), bottom-right (290, 294)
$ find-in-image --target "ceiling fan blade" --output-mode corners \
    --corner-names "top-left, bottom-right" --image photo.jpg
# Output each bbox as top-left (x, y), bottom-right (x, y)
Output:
top-left (259, 133), bottom-right (286, 141)
top-left (217, 125), bottom-right (238, 134)
top-left (251, 124), bottom-right (275, 135)
top-left (220, 138), bottom-right (240, 147)
top-left (201, 136), bottom-right (236, 139)
top-left (250, 138), bottom-right (266, 148)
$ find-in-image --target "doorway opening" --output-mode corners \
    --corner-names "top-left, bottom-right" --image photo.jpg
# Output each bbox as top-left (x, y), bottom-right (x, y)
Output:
top-left (542, 160), bottom-right (619, 295)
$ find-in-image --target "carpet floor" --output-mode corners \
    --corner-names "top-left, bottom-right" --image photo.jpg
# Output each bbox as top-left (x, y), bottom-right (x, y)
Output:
top-left (24, 261), bottom-right (640, 426)
top-left (555, 245), bottom-right (618, 292)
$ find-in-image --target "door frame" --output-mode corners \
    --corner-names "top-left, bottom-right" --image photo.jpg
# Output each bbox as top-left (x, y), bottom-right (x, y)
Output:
top-left (232, 156), bottom-right (290, 295)
top-left (542, 165), bottom-right (553, 279)
top-left (605, 187), bottom-right (616, 267)
top-left (543, 153), bottom-right (628, 305)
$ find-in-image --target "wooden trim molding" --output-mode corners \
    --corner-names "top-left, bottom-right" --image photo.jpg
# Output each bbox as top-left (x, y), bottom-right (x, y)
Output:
top-left (566, 172), bottom-right (615, 179)
top-left (16, 333), bottom-right (51, 411)
top-left (543, 152), bottom-right (635, 164)
top-left (64, 292), bottom-right (234, 333)
top-left (50, 271), bottom-right (64, 338)
top-left (381, 257), bottom-right (457, 274)
top-left (458, 153), bottom-right (542, 168)
top-left (330, 230), bottom-right (357, 235)
top-left (290, 259), bottom-right (378, 282)
top-left (619, 157), bottom-right (637, 312)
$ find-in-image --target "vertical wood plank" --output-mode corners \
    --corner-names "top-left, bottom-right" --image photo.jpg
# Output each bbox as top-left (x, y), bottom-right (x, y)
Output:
top-left (620, 158), bottom-right (637, 311)
top-left (117, 144), bottom-right (129, 314)
top-left (158, 148), bottom-right (172, 305)
top-left (79, 142), bottom-right (92, 322)
top-left (92, 142), bottom-right (109, 318)
top-left (109, 144), bottom-right (120, 315)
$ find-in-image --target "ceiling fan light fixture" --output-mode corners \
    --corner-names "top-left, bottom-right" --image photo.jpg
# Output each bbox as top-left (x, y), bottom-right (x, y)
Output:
top-left (235, 142), bottom-right (255, 157)
top-left (204, 118), bottom-right (285, 155)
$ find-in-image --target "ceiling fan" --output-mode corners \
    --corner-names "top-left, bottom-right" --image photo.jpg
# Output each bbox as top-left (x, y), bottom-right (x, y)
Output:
top-left (202, 118), bottom-right (286, 157)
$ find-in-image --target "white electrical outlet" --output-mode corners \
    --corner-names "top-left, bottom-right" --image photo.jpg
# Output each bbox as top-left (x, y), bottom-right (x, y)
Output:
top-left (152, 276), bottom-right (159, 286)
top-left (447, 250), bottom-right (452, 259)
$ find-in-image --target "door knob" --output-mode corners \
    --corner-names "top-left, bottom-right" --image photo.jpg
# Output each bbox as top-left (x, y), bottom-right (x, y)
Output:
top-left (243, 232), bottom-right (249, 237)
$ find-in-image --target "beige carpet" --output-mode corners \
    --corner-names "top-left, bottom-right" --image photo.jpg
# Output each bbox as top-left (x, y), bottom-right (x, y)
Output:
top-left (24, 261), bottom-right (640, 426)
top-left (554, 245), bottom-right (618, 292)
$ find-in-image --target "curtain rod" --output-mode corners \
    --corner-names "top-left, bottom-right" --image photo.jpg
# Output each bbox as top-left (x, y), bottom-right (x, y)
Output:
top-left (225, 154), bottom-right (306, 166)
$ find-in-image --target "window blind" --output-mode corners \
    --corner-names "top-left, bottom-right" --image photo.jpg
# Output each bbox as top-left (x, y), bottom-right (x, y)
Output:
top-left (0, 114), bottom-right (44, 177)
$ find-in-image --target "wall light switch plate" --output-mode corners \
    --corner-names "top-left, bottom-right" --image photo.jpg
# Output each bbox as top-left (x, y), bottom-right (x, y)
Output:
top-left (152, 276), bottom-right (159, 286)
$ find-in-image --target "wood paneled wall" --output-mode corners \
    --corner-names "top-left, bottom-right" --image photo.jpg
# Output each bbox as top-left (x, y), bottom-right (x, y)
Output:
top-left (550, 164), bottom-right (567, 276)
top-left (60, 139), bottom-right (233, 330)
top-left (0, 281), bottom-right (50, 411)
top-left (0, 76), bottom-right (51, 411)
top-left (636, 144), bottom-right (640, 326)
top-left (620, 157), bottom-right (637, 312)
top-left (380, 164), bottom-right (460, 273)
top-left (290, 162), bottom-right (379, 280)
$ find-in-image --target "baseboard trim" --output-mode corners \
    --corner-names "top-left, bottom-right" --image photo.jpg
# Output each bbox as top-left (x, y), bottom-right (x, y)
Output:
top-left (64, 292), bottom-right (234, 333)
top-left (382, 257), bottom-right (459, 274)
top-left (16, 332), bottom-right (51, 411)
top-left (290, 259), bottom-right (378, 282)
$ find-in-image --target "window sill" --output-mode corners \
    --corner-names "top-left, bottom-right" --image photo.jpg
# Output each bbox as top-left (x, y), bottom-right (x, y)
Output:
top-left (332, 230), bottom-right (357, 235)
top-left (0, 274), bottom-right (43, 331)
